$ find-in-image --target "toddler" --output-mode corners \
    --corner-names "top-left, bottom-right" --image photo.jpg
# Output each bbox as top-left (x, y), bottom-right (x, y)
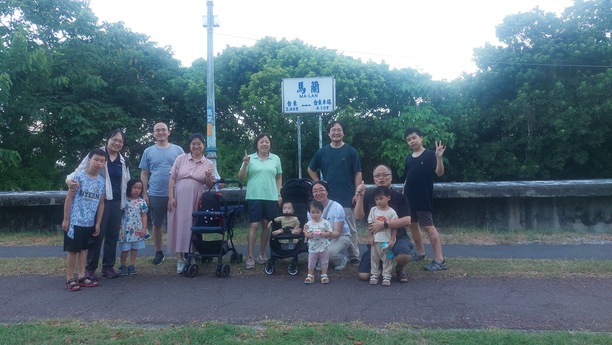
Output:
top-left (367, 186), bottom-right (398, 286)
top-left (304, 200), bottom-right (332, 284)
top-left (118, 178), bottom-right (148, 276)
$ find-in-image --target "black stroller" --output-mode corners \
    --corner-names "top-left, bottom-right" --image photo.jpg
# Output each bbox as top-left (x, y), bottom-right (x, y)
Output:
top-left (185, 179), bottom-right (244, 278)
top-left (264, 178), bottom-right (312, 276)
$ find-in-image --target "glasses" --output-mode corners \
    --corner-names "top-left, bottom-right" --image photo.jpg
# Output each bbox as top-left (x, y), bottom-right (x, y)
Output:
top-left (154, 128), bottom-right (168, 133)
top-left (110, 138), bottom-right (124, 144)
top-left (330, 128), bottom-right (343, 133)
top-left (312, 188), bottom-right (327, 194)
top-left (373, 173), bottom-right (391, 179)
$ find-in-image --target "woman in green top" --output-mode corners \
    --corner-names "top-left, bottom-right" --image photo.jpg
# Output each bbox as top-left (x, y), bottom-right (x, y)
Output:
top-left (237, 133), bottom-right (283, 270)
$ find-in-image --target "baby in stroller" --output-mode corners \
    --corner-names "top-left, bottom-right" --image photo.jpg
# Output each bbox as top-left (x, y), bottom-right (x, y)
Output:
top-left (267, 201), bottom-right (301, 248)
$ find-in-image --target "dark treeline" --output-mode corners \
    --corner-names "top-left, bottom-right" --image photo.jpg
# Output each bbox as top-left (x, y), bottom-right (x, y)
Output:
top-left (1, 0), bottom-right (610, 191)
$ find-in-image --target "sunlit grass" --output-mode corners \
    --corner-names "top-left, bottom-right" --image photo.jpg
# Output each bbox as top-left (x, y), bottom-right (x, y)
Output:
top-left (0, 320), bottom-right (609, 345)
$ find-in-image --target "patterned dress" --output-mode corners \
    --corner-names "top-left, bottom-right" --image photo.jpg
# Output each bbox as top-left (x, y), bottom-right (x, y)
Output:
top-left (120, 197), bottom-right (148, 243)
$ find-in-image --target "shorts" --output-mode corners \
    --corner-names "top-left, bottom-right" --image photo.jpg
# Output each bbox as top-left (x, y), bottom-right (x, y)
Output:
top-left (149, 196), bottom-right (169, 227)
top-left (410, 210), bottom-right (434, 227)
top-left (247, 200), bottom-right (278, 223)
top-left (357, 235), bottom-right (414, 273)
top-left (119, 240), bottom-right (146, 251)
top-left (63, 225), bottom-right (96, 252)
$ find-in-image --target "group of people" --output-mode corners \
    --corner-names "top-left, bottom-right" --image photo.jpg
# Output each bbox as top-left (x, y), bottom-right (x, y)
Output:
top-left (61, 120), bottom-right (447, 292)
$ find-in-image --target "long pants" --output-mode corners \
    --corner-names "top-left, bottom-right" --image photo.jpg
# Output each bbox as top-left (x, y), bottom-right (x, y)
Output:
top-left (371, 242), bottom-right (394, 278)
top-left (344, 207), bottom-right (360, 261)
top-left (86, 199), bottom-right (121, 271)
top-left (327, 234), bottom-right (351, 267)
top-left (308, 249), bottom-right (330, 270)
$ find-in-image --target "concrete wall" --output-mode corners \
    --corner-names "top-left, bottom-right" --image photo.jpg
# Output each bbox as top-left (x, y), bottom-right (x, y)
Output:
top-left (1, 180), bottom-right (611, 232)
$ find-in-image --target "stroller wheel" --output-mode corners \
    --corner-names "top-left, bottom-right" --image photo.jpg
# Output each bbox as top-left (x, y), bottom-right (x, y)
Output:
top-left (287, 263), bottom-right (299, 276)
top-left (186, 264), bottom-right (198, 278)
top-left (264, 262), bottom-right (275, 275)
top-left (221, 264), bottom-right (230, 277)
top-left (238, 253), bottom-right (243, 263)
top-left (215, 264), bottom-right (223, 277)
top-left (230, 252), bottom-right (237, 264)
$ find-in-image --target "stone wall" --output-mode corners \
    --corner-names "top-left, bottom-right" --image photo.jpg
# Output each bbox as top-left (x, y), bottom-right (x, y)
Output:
top-left (1, 180), bottom-right (610, 232)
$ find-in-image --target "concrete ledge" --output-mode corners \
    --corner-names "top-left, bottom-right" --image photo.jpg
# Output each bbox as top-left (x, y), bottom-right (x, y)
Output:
top-left (1, 180), bottom-right (611, 232)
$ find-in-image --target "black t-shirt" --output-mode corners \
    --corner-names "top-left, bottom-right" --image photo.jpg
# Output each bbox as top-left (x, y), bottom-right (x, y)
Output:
top-left (403, 149), bottom-right (436, 212)
top-left (362, 188), bottom-right (410, 237)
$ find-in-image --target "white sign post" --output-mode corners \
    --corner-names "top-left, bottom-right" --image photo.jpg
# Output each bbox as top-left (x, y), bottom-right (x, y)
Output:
top-left (282, 77), bottom-right (336, 178)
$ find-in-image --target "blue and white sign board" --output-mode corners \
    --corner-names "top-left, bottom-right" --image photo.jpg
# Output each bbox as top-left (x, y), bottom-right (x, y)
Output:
top-left (282, 77), bottom-right (335, 114)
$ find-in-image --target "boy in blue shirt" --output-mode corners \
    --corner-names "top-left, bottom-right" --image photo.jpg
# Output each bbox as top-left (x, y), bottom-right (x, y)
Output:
top-left (62, 148), bottom-right (107, 291)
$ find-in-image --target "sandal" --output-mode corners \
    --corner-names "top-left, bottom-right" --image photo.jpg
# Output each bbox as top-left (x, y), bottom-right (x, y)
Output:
top-left (78, 276), bottom-right (99, 288)
top-left (396, 270), bottom-right (409, 283)
top-left (320, 274), bottom-right (329, 284)
top-left (245, 256), bottom-right (255, 270)
top-left (65, 278), bottom-right (81, 292)
top-left (304, 274), bottom-right (315, 284)
top-left (369, 274), bottom-right (379, 285)
top-left (382, 276), bottom-right (391, 286)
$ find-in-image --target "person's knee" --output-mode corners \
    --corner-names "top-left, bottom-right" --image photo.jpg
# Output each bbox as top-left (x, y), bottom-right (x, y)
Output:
top-left (395, 253), bottom-right (409, 266)
top-left (358, 272), bottom-right (370, 281)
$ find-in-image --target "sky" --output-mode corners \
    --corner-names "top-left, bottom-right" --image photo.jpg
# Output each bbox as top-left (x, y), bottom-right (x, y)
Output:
top-left (88, 0), bottom-right (574, 81)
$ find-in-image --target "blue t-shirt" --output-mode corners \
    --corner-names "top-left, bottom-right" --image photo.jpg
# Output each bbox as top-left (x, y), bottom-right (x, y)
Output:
top-left (308, 143), bottom-right (361, 207)
top-left (139, 144), bottom-right (184, 197)
top-left (68, 170), bottom-right (106, 238)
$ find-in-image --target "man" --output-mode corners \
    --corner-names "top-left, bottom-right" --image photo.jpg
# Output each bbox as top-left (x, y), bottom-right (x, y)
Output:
top-left (354, 164), bottom-right (413, 282)
top-left (403, 127), bottom-right (447, 271)
top-left (307, 121), bottom-right (362, 269)
top-left (139, 122), bottom-right (184, 265)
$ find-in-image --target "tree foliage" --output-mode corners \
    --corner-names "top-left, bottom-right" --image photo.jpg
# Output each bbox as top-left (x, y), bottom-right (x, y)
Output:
top-left (0, 0), bottom-right (610, 191)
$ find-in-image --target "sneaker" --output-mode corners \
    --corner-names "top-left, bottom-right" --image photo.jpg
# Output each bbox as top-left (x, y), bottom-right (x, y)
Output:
top-left (245, 256), bottom-right (255, 270)
top-left (118, 265), bottom-right (129, 276)
top-left (127, 265), bottom-right (137, 275)
top-left (411, 252), bottom-right (426, 261)
top-left (256, 254), bottom-right (268, 264)
top-left (349, 257), bottom-right (360, 265)
top-left (424, 260), bottom-right (448, 271)
top-left (84, 270), bottom-right (98, 282)
top-left (102, 267), bottom-right (120, 279)
top-left (152, 251), bottom-right (164, 265)
top-left (334, 255), bottom-right (348, 270)
top-left (176, 259), bottom-right (186, 274)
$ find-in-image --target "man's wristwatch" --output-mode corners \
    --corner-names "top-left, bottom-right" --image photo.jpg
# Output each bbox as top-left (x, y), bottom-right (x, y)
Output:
top-left (383, 221), bottom-right (389, 229)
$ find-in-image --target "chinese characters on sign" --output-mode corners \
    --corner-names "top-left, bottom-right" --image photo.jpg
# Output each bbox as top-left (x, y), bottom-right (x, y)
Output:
top-left (282, 77), bottom-right (336, 114)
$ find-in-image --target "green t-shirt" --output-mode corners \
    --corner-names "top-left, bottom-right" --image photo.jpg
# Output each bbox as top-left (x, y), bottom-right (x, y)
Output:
top-left (245, 153), bottom-right (282, 201)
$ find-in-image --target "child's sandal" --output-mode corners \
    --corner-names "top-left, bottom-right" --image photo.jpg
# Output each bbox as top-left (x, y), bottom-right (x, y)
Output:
top-left (320, 274), bottom-right (329, 284)
top-left (78, 277), bottom-right (99, 288)
top-left (382, 276), bottom-right (391, 286)
top-left (369, 274), bottom-right (379, 285)
top-left (65, 278), bottom-right (81, 292)
top-left (304, 274), bottom-right (315, 284)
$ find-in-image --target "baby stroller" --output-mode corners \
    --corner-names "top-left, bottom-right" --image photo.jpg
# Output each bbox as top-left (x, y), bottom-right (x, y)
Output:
top-left (264, 178), bottom-right (311, 276)
top-left (185, 179), bottom-right (244, 278)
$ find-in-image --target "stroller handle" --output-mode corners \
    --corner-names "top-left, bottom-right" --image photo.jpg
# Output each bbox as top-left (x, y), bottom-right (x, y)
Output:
top-left (210, 178), bottom-right (243, 190)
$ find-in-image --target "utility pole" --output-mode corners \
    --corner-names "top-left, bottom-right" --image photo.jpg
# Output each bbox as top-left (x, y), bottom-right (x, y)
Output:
top-left (203, 1), bottom-right (219, 168)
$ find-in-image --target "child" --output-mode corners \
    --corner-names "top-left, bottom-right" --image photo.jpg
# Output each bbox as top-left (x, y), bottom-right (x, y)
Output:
top-left (118, 178), bottom-right (149, 276)
top-left (367, 186), bottom-right (398, 286)
top-left (268, 201), bottom-right (301, 249)
top-left (62, 148), bottom-right (107, 292)
top-left (303, 200), bottom-right (332, 284)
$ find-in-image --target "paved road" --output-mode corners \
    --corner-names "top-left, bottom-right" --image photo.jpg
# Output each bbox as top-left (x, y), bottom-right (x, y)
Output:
top-left (1, 244), bottom-right (611, 331)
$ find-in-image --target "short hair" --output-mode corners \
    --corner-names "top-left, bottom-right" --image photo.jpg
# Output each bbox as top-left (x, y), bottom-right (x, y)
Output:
top-left (252, 133), bottom-right (271, 152)
top-left (189, 133), bottom-right (206, 145)
top-left (89, 148), bottom-right (107, 159)
top-left (126, 178), bottom-right (143, 197)
top-left (282, 201), bottom-right (293, 208)
top-left (373, 186), bottom-right (392, 198)
top-left (106, 129), bottom-right (125, 143)
top-left (373, 164), bottom-right (393, 175)
top-left (327, 120), bottom-right (346, 134)
top-left (404, 127), bottom-right (423, 138)
top-left (308, 199), bottom-right (325, 212)
top-left (312, 180), bottom-right (329, 192)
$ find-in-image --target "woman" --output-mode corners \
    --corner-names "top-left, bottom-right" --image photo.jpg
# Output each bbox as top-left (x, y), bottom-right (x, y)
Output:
top-left (309, 181), bottom-right (351, 270)
top-left (66, 129), bottom-right (130, 280)
top-left (167, 133), bottom-right (215, 274)
top-left (237, 133), bottom-right (282, 269)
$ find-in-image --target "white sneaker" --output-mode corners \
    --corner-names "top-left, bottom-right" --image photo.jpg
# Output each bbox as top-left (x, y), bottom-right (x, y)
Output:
top-left (334, 255), bottom-right (348, 270)
top-left (176, 259), bottom-right (186, 274)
